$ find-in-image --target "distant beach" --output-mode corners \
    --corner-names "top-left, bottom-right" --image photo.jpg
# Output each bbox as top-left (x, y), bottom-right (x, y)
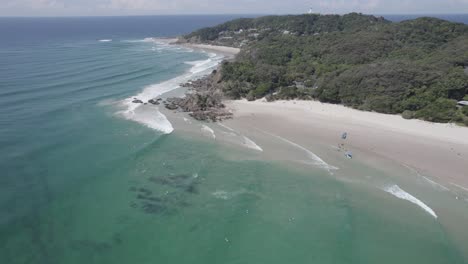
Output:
top-left (177, 41), bottom-right (240, 57)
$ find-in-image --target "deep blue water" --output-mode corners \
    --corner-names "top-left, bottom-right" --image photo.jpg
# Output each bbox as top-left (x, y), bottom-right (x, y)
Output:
top-left (0, 15), bottom-right (255, 47)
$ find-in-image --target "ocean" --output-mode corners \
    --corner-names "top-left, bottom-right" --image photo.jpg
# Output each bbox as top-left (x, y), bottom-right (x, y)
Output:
top-left (1, 15), bottom-right (468, 264)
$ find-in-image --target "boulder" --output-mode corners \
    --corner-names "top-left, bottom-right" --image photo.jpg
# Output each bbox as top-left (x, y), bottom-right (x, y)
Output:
top-left (148, 99), bottom-right (161, 105)
top-left (164, 103), bottom-right (178, 110)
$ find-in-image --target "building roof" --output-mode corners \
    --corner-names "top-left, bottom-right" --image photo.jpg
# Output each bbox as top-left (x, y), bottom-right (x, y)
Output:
top-left (458, 101), bottom-right (468, 106)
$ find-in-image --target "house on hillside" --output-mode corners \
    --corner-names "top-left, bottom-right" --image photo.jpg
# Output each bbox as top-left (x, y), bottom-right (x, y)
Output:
top-left (457, 101), bottom-right (468, 107)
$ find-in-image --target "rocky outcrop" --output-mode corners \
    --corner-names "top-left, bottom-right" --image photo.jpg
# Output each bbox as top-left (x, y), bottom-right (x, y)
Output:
top-left (148, 98), bottom-right (162, 105)
top-left (164, 101), bottom-right (179, 110)
top-left (164, 92), bottom-right (231, 121)
top-left (157, 68), bottom-right (232, 122)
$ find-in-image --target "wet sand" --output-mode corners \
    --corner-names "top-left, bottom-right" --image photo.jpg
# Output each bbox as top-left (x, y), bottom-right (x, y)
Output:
top-left (223, 99), bottom-right (468, 188)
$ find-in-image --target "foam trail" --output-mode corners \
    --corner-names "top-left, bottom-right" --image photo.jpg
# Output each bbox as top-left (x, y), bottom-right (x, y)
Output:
top-left (450, 183), bottom-right (468, 192)
top-left (218, 123), bottom-right (262, 151)
top-left (201, 125), bottom-right (216, 139)
top-left (218, 123), bottom-right (236, 132)
top-left (260, 130), bottom-right (337, 171)
top-left (384, 185), bottom-right (437, 219)
top-left (422, 176), bottom-right (450, 191)
top-left (218, 123), bottom-right (237, 136)
top-left (99, 39), bottom-right (112, 42)
top-left (243, 136), bottom-right (263, 152)
top-left (402, 164), bottom-right (449, 191)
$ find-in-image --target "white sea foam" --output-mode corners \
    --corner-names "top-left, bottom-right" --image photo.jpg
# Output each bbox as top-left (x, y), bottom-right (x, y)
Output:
top-left (450, 182), bottom-right (468, 192)
top-left (218, 123), bottom-right (236, 132)
top-left (422, 176), bottom-right (450, 191)
top-left (402, 164), bottom-right (449, 191)
top-left (218, 123), bottom-right (263, 152)
top-left (212, 190), bottom-right (230, 200)
top-left (260, 130), bottom-right (337, 171)
top-left (201, 125), bottom-right (216, 139)
top-left (122, 106), bottom-right (174, 134)
top-left (384, 185), bottom-right (437, 219)
top-left (242, 136), bottom-right (263, 152)
top-left (212, 189), bottom-right (246, 200)
top-left (185, 56), bottom-right (220, 74)
top-left (99, 39), bottom-right (112, 42)
top-left (218, 123), bottom-right (237, 136)
top-left (116, 41), bottom-right (224, 134)
top-left (124, 37), bottom-right (158, 43)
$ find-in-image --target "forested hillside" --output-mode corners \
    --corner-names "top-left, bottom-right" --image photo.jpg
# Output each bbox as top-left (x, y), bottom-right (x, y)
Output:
top-left (181, 13), bottom-right (468, 124)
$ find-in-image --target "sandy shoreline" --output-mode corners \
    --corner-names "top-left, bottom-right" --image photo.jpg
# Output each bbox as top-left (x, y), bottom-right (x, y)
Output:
top-left (180, 43), bottom-right (240, 57)
top-left (159, 38), bottom-right (467, 188)
top-left (223, 99), bottom-right (468, 187)
top-left (151, 37), bottom-right (240, 57)
top-left (166, 38), bottom-right (240, 57)
top-left (162, 86), bottom-right (468, 257)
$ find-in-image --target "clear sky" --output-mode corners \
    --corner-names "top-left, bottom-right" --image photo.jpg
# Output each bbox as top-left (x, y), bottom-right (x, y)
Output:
top-left (1, 0), bottom-right (468, 17)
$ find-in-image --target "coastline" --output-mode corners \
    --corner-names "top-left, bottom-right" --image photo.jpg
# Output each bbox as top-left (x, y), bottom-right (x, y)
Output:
top-left (159, 39), bottom-right (467, 189)
top-left (168, 38), bottom-right (240, 57)
top-left (222, 99), bottom-right (468, 187)
top-left (147, 37), bottom-right (240, 57)
top-left (6, 15), bottom-right (468, 264)
top-left (180, 43), bottom-right (240, 57)
top-left (120, 39), bottom-right (238, 133)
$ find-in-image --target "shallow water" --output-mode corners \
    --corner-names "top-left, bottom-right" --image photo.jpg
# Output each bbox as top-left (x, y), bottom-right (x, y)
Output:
top-left (1, 16), bottom-right (468, 264)
top-left (2, 131), bottom-right (465, 263)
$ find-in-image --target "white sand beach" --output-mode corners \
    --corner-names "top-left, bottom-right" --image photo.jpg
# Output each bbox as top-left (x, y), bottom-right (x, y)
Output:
top-left (179, 43), bottom-right (240, 57)
top-left (159, 38), bottom-right (240, 56)
top-left (223, 100), bottom-right (468, 187)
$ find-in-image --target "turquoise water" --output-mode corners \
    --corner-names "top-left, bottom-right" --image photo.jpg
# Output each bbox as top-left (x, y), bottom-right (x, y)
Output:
top-left (1, 16), bottom-right (468, 263)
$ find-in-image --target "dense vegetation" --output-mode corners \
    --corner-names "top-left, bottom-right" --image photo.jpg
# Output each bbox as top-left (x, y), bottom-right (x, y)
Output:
top-left (182, 13), bottom-right (468, 124)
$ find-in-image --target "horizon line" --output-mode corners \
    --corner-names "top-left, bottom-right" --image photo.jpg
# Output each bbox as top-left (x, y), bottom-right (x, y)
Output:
top-left (1, 12), bottom-right (468, 18)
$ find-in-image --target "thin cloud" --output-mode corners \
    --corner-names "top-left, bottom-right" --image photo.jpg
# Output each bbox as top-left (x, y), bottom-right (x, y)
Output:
top-left (1, 0), bottom-right (468, 16)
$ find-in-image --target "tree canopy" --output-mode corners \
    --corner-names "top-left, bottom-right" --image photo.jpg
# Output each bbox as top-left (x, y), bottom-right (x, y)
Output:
top-left (182, 13), bottom-right (468, 124)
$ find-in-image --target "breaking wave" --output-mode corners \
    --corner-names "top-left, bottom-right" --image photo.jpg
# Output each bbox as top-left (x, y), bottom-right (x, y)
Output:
top-left (260, 130), bottom-right (337, 172)
top-left (201, 125), bottom-right (216, 139)
top-left (384, 185), bottom-right (437, 219)
top-left (117, 41), bottom-right (224, 134)
top-left (218, 123), bottom-right (263, 152)
top-left (242, 136), bottom-right (263, 152)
